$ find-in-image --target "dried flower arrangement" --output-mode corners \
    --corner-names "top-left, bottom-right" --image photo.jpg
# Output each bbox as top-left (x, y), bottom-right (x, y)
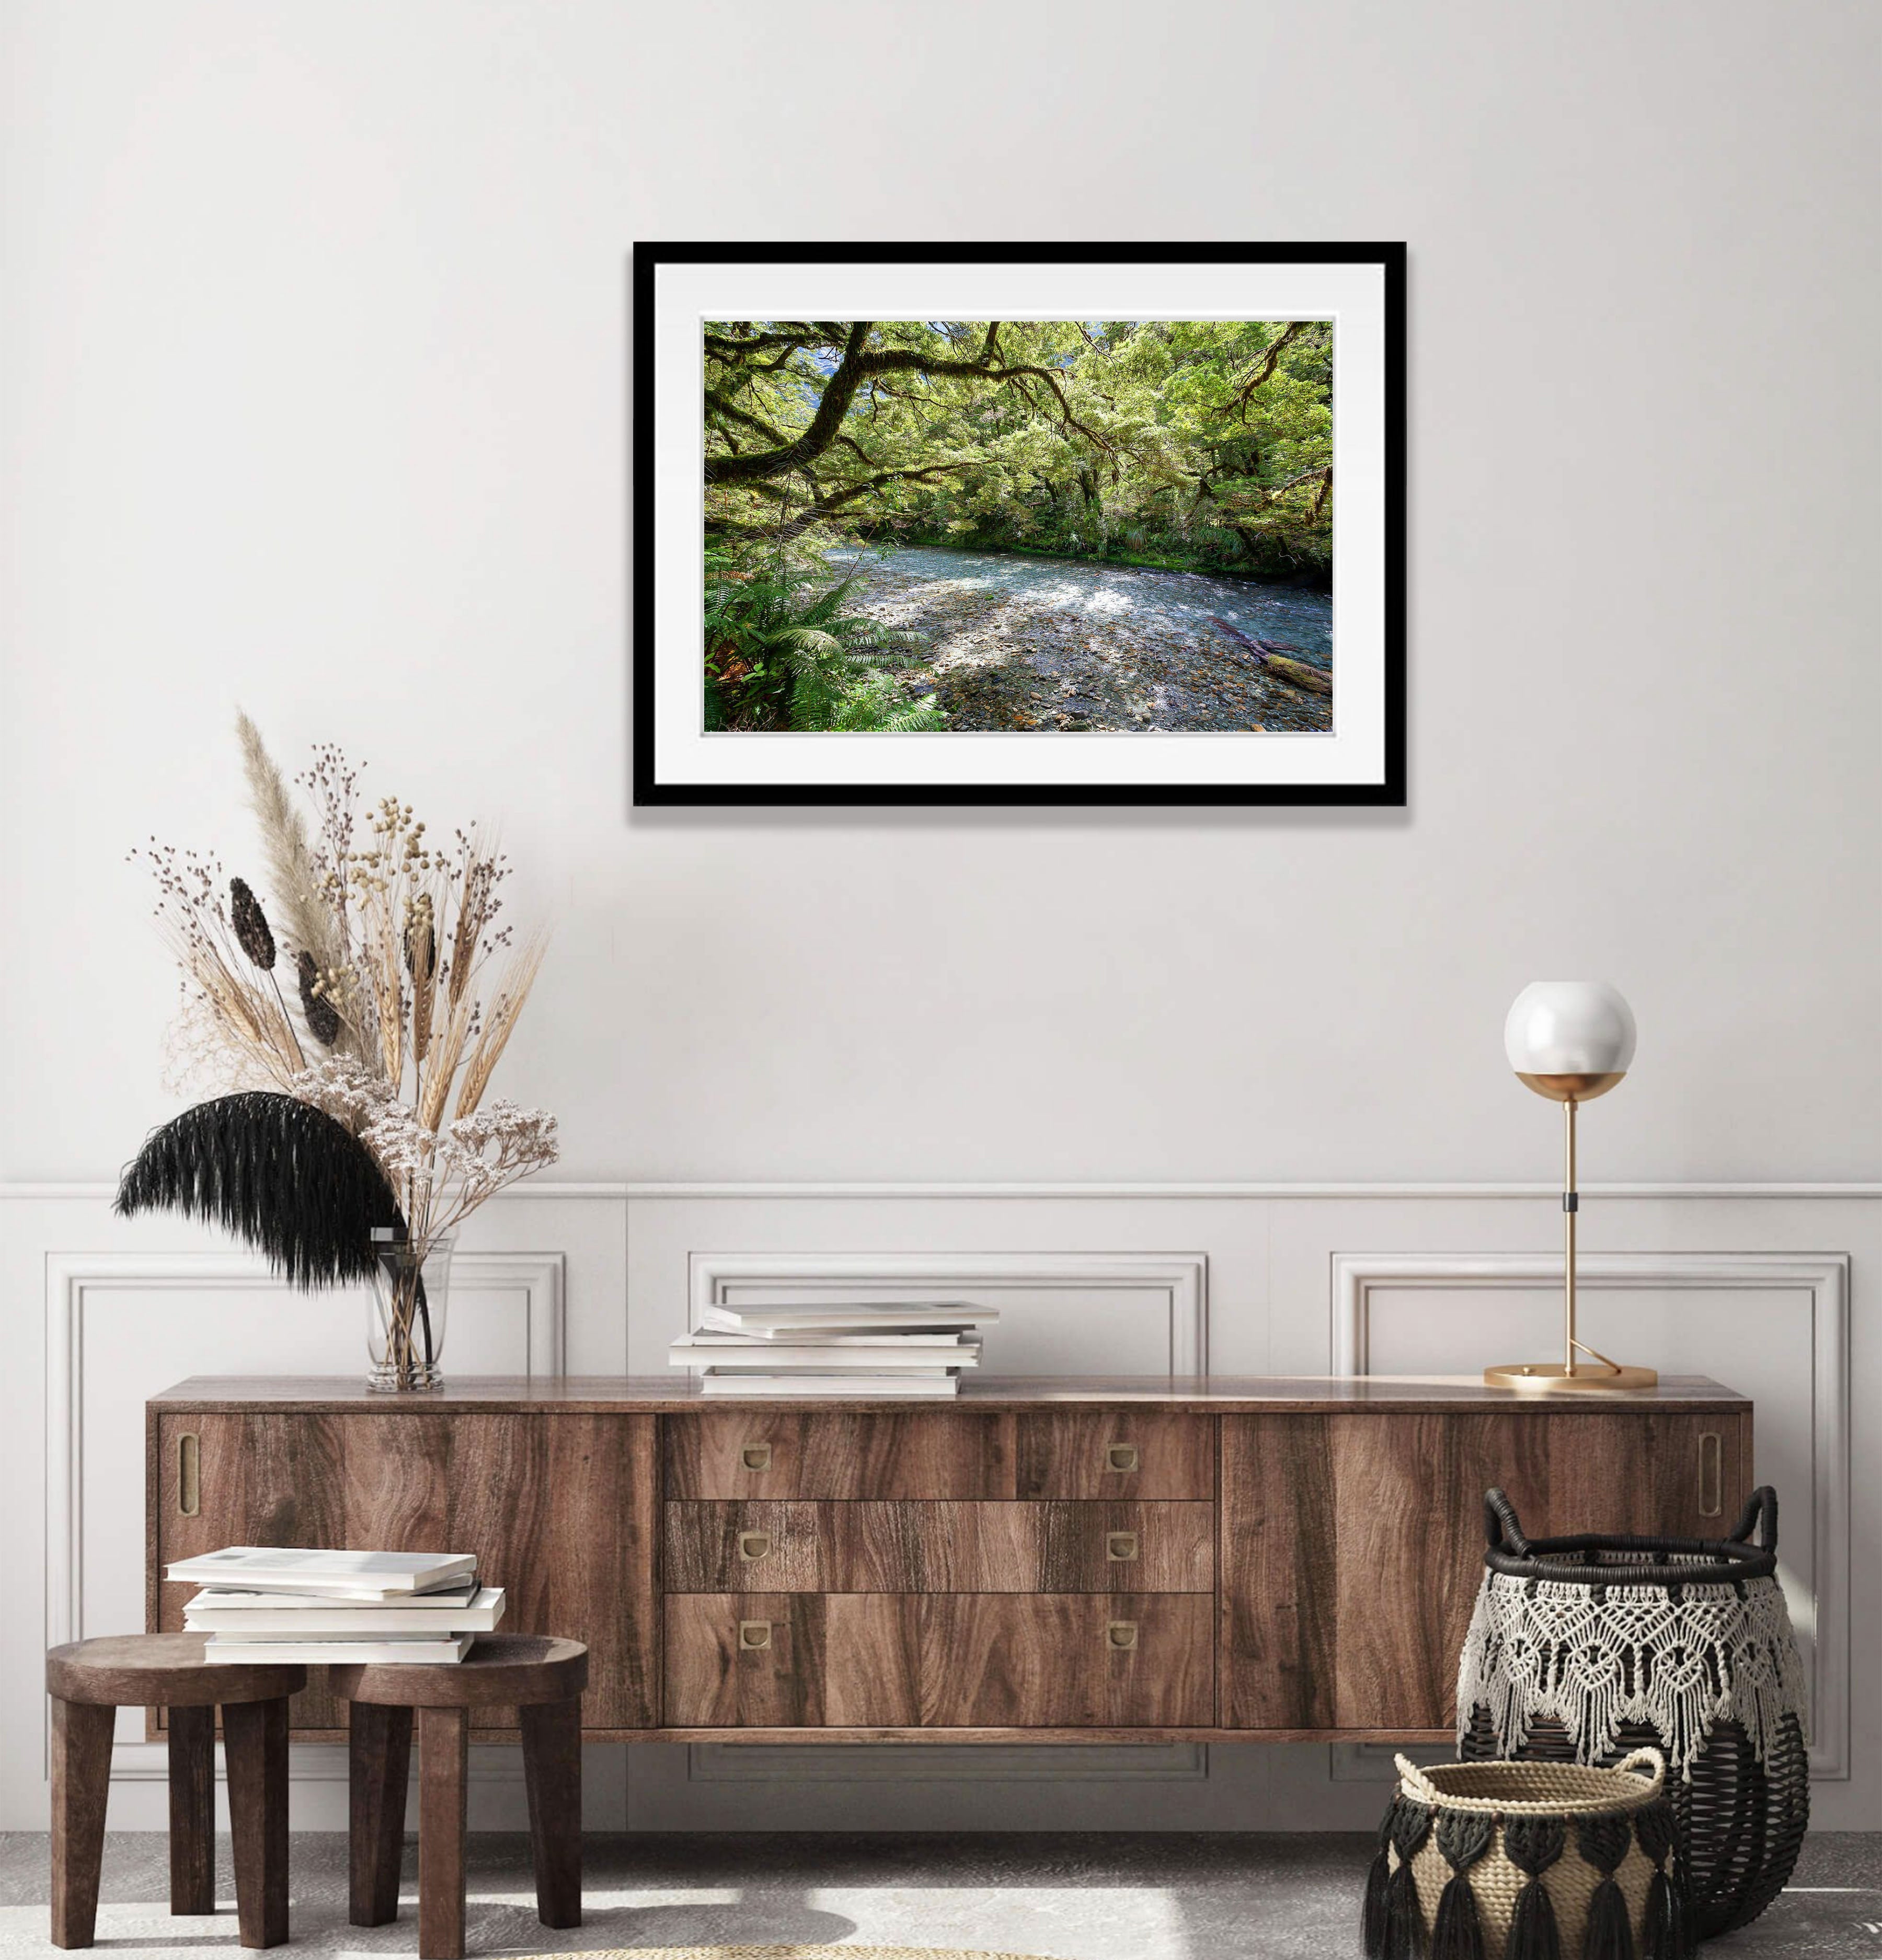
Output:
top-left (117, 713), bottom-right (558, 1387)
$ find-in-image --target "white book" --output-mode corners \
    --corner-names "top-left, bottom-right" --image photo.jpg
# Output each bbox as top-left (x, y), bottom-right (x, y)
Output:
top-left (185, 1586), bottom-right (507, 1635)
top-left (165, 1547), bottom-right (476, 1599)
top-left (698, 1302), bottom-right (997, 1336)
top-left (671, 1336), bottom-right (980, 1367)
top-left (699, 1374), bottom-right (961, 1398)
top-left (204, 1634), bottom-right (475, 1665)
top-left (683, 1331), bottom-right (976, 1348)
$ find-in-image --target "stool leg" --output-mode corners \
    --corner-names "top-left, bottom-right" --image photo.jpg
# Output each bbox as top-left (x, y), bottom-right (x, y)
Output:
top-left (222, 1699), bottom-right (289, 1949)
top-left (348, 1701), bottom-right (412, 1926)
top-left (50, 1698), bottom-right (116, 1950)
top-left (167, 1705), bottom-right (216, 1915)
top-left (519, 1698), bottom-right (582, 1929)
top-left (418, 1705), bottom-right (468, 1960)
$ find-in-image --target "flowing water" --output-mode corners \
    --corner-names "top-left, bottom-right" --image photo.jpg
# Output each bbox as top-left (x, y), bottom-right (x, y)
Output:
top-left (828, 544), bottom-right (1333, 732)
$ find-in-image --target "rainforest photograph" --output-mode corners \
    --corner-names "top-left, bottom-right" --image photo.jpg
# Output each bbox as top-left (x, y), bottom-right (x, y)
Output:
top-left (702, 318), bottom-right (1335, 736)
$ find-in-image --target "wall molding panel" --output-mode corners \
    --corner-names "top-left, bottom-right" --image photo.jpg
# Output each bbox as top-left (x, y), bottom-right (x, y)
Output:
top-left (691, 1247), bottom-right (1209, 1374)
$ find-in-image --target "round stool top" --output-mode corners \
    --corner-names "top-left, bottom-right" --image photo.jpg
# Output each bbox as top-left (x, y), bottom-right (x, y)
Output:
top-left (329, 1633), bottom-right (587, 1709)
top-left (47, 1633), bottom-right (307, 1708)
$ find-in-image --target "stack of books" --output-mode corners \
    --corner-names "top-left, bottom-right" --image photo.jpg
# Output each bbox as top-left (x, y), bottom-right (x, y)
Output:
top-left (170, 1547), bottom-right (505, 1664)
top-left (669, 1300), bottom-right (998, 1398)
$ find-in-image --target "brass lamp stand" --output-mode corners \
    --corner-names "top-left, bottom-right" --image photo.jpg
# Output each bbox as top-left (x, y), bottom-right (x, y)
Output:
top-left (1485, 982), bottom-right (1657, 1394)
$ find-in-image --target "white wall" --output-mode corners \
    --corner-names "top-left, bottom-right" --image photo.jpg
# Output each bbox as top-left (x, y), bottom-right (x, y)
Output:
top-left (2, 0), bottom-right (1877, 1832)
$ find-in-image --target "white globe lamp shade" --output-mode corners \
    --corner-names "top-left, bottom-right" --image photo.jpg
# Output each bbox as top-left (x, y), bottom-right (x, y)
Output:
top-left (1504, 982), bottom-right (1636, 1102)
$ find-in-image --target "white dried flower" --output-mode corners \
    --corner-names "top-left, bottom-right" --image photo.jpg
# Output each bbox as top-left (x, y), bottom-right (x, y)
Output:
top-left (288, 1058), bottom-right (558, 1252)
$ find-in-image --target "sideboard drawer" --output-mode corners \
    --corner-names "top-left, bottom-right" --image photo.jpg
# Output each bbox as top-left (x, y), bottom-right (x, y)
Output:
top-left (664, 1500), bottom-right (1215, 1594)
top-left (664, 1593), bottom-right (921, 1727)
top-left (663, 1592), bottom-right (1214, 1728)
top-left (919, 1595), bottom-right (1214, 1727)
top-left (663, 1410), bottom-right (1015, 1498)
top-left (1014, 1411), bottom-right (1214, 1498)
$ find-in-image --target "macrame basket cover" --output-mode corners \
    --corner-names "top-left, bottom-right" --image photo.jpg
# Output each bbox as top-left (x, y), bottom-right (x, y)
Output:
top-left (1364, 1749), bottom-right (1693, 1960)
top-left (1456, 1485), bottom-right (1810, 1941)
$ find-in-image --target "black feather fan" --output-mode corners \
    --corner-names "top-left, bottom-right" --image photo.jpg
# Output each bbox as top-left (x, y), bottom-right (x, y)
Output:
top-left (115, 1092), bottom-right (405, 1287)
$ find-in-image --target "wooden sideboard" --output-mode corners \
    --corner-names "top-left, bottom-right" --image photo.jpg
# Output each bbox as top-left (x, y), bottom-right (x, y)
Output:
top-left (146, 1375), bottom-right (1751, 1745)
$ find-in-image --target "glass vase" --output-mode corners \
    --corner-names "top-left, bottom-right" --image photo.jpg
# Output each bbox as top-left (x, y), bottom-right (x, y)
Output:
top-left (367, 1230), bottom-right (453, 1391)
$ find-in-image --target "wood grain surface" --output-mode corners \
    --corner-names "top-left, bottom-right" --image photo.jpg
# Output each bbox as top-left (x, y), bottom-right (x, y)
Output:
top-left (346, 1702), bottom-right (411, 1929)
top-left (917, 1595), bottom-right (1214, 1727)
top-left (663, 1410), bottom-right (1018, 1498)
top-left (154, 1374), bottom-right (1751, 1412)
top-left (518, 1699), bottom-right (583, 1930)
top-left (1218, 1413), bottom-right (1336, 1729)
top-left (1217, 1409), bottom-right (1757, 1734)
top-left (153, 1413), bottom-right (342, 1733)
top-left (47, 1634), bottom-right (305, 1710)
top-left (663, 1593), bottom-right (922, 1727)
top-left (221, 1696), bottom-right (290, 1948)
top-left (664, 1592), bottom-right (1212, 1728)
top-left (663, 1500), bottom-right (1213, 1593)
top-left (1014, 1411), bottom-right (1214, 1498)
top-left (417, 1705), bottom-right (468, 1960)
top-left (155, 1411), bottom-right (653, 1736)
top-left (49, 1698), bottom-right (115, 1950)
top-left (329, 1635), bottom-right (587, 1710)
top-left (146, 1380), bottom-right (1754, 1747)
top-left (166, 1705), bottom-right (216, 1915)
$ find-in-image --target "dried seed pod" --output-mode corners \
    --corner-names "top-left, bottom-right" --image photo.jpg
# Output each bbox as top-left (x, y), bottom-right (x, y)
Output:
top-left (298, 948), bottom-right (341, 1046)
top-left (229, 878), bottom-right (276, 970)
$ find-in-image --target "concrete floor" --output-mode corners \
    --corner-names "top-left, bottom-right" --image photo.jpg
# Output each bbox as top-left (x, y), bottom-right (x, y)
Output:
top-left (0, 1831), bottom-right (1877, 1958)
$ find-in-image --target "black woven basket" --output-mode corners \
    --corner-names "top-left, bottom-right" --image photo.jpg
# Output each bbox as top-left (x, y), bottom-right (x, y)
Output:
top-left (1456, 1486), bottom-right (1809, 1942)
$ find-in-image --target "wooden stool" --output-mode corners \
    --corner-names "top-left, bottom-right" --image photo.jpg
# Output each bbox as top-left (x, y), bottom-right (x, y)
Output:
top-left (332, 1634), bottom-right (587, 1960)
top-left (45, 1634), bottom-right (305, 1951)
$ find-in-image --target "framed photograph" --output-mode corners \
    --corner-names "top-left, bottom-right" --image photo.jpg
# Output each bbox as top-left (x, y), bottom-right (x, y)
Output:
top-left (634, 243), bottom-right (1404, 806)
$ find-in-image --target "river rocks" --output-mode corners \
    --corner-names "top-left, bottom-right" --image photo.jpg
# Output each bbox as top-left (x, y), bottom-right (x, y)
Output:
top-left (832, 546), bottom-right (1333, 734)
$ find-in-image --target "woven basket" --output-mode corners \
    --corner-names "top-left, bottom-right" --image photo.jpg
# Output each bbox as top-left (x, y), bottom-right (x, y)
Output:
top-left (1456, 1486), bottom-right (1809, 1941)
top-left (1364, 1748), bottom-right (1693, 1960)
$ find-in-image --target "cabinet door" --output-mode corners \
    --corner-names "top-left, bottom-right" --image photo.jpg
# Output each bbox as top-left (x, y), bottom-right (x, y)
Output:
top-left (152, 1412), bottom-right (346, 1733)
top-left (1219, 1409), bottom-right (1750, 1735)
top-left (342, 1411), bottom-right (660, 1731)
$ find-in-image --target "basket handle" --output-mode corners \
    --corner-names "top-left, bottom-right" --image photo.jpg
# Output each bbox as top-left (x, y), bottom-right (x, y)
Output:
top-left (1393, 1755), bottom-right (1440, 1805)
top-left (1612, 1746), bottom-right (1667, 1797)
top-left (1728, 1485), bottom-right (1778, 1552)
top-left (1484, 1488), bottom-right (1532, 1555)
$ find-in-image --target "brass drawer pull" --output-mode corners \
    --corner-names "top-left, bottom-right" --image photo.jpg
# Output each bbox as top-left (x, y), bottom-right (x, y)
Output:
top-left (1107, 1531), bottom-right (1139, 1563)
top-left (1699, 1432), bottom-right (1723, 1518)
top-left (738, 1620), bottom-right (772, 1651)
top-left (1107, 1620), bottom-right (1138, 1651)
top-left (1106, 1443), bottom-right (1140, 1473)
top-left (738, 1530), bottom-right (772, 1562)
top-left (740, 1444), bottom-right (772, 1472)
top-left (176, 1432), bottom-right (200, 1518)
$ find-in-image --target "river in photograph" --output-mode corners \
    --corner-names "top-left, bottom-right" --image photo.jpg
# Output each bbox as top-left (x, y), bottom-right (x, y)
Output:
top-left (828, 545), bottom-right (1333, 732)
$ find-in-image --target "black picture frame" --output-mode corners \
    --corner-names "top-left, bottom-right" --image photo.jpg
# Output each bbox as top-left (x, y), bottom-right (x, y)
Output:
top-left (634, 241), bottom-right (1405, 807)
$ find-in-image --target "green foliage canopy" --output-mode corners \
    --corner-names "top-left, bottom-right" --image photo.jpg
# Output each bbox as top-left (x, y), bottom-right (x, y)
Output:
top-left (703, 318), bottom-right (1333, 577)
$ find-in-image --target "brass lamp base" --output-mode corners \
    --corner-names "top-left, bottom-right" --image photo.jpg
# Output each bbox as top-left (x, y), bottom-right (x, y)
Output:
top-left (1484, 1360), bottom-right (1659, 1394)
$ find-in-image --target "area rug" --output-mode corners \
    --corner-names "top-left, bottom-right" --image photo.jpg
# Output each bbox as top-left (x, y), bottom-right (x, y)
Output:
top-left (526, 1948), bottom-right (1049, 1958)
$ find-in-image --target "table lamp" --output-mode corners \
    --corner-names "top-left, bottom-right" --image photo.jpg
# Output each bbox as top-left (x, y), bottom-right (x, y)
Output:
top-left (1484, 981), bottom-right (1658, 1393)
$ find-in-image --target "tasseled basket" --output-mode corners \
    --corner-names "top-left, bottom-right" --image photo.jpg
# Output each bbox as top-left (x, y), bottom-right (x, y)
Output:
top-left (1362, 1749), bottom-right (1695, 1960)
